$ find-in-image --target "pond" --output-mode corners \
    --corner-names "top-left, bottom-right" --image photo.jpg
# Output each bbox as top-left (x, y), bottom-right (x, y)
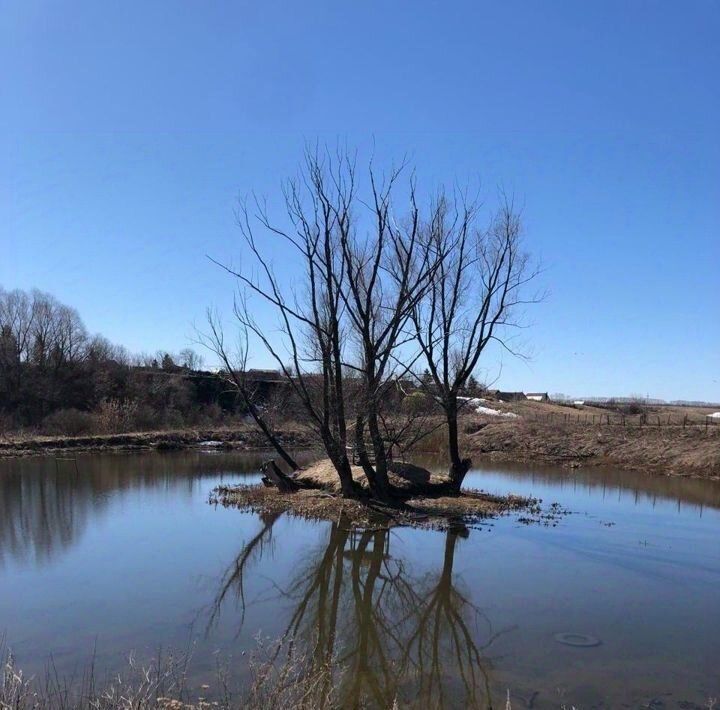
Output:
top-left (0, 451), bottom-right (718, 708)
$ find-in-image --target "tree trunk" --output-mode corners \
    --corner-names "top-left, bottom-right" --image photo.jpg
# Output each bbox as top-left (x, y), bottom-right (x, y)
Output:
top-left (336, 456), bottom-right (359, 498)
top-left (366, 400), bottom-right (392, 502)
top-left (446, 400), bottom-right (471, 491)
top-left (260, 460), bottom-right (299, 492)
top-left (325, 435), bottom-right (359, 498)
top-left (354, 415), bottom-right (376, 486)
top-left (246, 401), bottom-right (299, 471)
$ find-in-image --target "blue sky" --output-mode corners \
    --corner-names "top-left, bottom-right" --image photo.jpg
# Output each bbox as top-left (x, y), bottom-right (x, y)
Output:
top-left (1, 0), bottom-right (718, 401)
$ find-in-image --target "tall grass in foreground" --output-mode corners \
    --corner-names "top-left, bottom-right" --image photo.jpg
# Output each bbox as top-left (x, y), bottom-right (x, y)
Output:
top-left (0, 637), bottom-right (337, 710)
top-left (2, 641), bottom-right (717, 709)
top-left (1, 642), bottom-right (196, 709)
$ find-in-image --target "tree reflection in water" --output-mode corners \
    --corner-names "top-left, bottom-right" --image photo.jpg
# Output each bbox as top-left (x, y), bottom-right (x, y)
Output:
top-left (210, 515), bottom-right (512, 708)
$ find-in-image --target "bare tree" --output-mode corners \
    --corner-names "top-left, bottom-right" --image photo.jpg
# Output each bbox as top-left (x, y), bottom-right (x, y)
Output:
top-left (207, 148), bottom-right (357, 495)
top-left (334, 159), bottom-right (439, 500)
top-left (412, 192), bottom-right (542, 490)
top-left (197, 310), bottom-right (299, 472)
top-left (210, 147), bottom-right (448, 501)
top-left (178, 348), bottom-right (203, 371)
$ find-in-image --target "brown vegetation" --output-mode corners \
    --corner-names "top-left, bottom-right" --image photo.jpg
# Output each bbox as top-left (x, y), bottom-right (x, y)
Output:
top-left (211, 457), bottom-right (535, 529)
top-left (2, 410), bottom-right (718, 482)
top-left (462, 416), bottom-right (720, 479)
top-left (0, 425), bottom-right (317, 458)
top-left (0, 288), bottom-right (271, 436)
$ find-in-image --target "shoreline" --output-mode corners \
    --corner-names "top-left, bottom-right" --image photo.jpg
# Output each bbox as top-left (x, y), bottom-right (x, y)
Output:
top-left (210, 457), bottom-right (542, 530)
top-left (1, 417), bottom-right (718, 481)
top-left (0, 426), bottom-right (318, 458)
top-left (461, 418), bottom-right (720, 481)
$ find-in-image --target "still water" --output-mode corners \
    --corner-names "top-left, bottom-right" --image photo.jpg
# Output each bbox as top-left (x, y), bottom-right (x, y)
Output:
top-left (0, 451), bottom-right (718, 708)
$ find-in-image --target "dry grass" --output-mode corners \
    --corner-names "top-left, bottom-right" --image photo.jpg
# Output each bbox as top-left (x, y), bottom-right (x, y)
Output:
top-left (0, 643), bottom-right (195, 709)
top-left (295, 458), bottom-right (448, 492)
top-left (3, 402), bottom-right (718, 479)
top-left (3, 639), bottom-right (717, 710)
top-left (0, 639), bottom-right (332, 710)
top-left (0, 637), bottom-right (341, 710)
top-left (211, 484), bottom-right (532, 529)
top-left (0, 425), bottom-right (317, 458)
top-left (211, 457), bottom-right (534, 529)
top-left (461, 416), bottom-right (720, 479)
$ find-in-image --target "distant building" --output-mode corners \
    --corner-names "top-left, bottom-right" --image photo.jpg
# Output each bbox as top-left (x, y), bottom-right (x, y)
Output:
top-left (241, 369), bottom-right (288, 400)
top-left (526, 392), bottom-right (549, 402)
top-left (489, 391), bottom-right (527, 402)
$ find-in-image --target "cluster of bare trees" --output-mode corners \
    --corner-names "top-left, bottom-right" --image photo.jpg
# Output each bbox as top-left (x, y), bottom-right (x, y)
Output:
top-left (0, 287), bottom-right (226, 432)
top-left (0, 288), bottom-right (115, 424)
top-left (208, 146), bottom-right (540, 501)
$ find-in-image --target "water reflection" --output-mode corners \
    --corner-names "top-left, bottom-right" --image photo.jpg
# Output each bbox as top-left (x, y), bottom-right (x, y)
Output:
top-left (2, 451), bottom-right (718, 569)
top-left (0, 452), bottom-right (302, 566)
top-left (1, 452), bottom-right (718, 705)
top-left (460, 459), bottom-right (720, 513)
top-left (211, 514), bottom-right (510, 708)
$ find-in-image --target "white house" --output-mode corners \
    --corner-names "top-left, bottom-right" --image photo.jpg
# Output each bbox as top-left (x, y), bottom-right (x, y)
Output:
top-left (526, 392), bottom-right (549, 402)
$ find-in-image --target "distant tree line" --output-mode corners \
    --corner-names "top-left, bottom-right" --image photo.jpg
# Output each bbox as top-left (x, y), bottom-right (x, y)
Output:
top-left (0, 287), bottom-right (239, 434)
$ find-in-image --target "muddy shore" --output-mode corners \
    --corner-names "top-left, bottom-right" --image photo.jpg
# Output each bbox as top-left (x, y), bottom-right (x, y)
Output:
top-left (0, 427), bottom-right (318, 458)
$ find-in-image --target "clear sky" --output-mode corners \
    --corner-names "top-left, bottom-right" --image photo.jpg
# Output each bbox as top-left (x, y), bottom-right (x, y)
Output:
top-left (2, 0), bottom-right (718, 401)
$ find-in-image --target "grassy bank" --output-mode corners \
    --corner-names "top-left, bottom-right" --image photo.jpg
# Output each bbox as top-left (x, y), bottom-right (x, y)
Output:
top-left (2, 403), bottom-right (719, 480)
top-left (0, 425), bottom-right (317, 458)
top-left (462, 417), bottom-right (720, 480)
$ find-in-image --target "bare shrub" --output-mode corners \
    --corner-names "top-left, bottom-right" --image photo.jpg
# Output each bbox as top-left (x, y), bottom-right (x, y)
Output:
top-left (1, 650), bottom-right (36, 708)
top-left (0, 412), bottom-right (13, 435)
top-left (42, 408), bottom-right (96, 436)
top-left (241, 636), bottom-right (339, 710)
top-left (162, 408), bottom-right (186, 430)
top-left (94, 399), bottom-right (140, 434)
top-left (129, 404), bottom-right (159, 431)
top-left (619, 398), bottom-right (645, 416)
top-left (401, 391), bottom-right (435, 416)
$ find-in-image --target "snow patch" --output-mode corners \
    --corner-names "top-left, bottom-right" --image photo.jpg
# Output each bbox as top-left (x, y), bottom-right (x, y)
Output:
top-left (476, 405), bottom-right (519, 418)
top-left (458, 396), bottom-right (487, 406)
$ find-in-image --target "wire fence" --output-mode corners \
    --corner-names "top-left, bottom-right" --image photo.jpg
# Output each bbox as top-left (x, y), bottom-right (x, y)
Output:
top-left (525, 410), bottom-right (720, 430)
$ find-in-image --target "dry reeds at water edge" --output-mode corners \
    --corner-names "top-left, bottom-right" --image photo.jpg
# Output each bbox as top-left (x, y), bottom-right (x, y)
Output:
top-left (1, 638), bottom-right (197, 710)
top-left (3, 641), bottom-right (717, 709)
top-left (0, 637), bottom-right (339, 710)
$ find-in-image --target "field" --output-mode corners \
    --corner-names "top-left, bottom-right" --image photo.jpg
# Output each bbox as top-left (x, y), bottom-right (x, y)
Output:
top-left (457, 399), bottom-right (720, 479)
